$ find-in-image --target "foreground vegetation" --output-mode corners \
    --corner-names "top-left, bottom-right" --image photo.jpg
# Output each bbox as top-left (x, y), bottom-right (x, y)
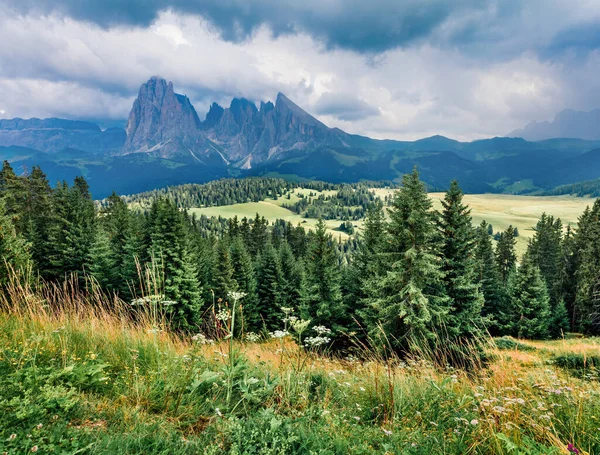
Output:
top-left (1, 284), bottom-right (599, 455)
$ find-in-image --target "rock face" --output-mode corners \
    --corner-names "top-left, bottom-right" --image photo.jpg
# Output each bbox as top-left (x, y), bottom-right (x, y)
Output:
top-left (121, 76), bottom-right (352, 168)
top-left (123, 76), bottom-right (206, 159)
top-left (0, 118), bottom-right (126, 154)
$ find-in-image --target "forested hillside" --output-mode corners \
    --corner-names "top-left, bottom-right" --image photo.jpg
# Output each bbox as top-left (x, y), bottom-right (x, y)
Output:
top-left (2, 161), bottom-right (599, 343)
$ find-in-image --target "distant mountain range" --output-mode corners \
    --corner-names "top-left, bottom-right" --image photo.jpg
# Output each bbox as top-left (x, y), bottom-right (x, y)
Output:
top-left (1, 76), bottom-right (600, 198)
top-left (509, 109), bottom-right (600, 141)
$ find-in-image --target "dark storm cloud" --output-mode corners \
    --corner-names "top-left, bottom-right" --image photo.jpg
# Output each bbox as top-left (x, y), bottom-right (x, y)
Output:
top-left (1, 0), bottom-right (502, 53)
top-left (314, 93), bottom-right (380, 121)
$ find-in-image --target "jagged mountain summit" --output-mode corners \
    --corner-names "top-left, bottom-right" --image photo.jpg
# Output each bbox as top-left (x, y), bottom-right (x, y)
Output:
top-left (122, 76), bottom-right (351, 168)
top-left (2, 75), bottom-right (600, 198)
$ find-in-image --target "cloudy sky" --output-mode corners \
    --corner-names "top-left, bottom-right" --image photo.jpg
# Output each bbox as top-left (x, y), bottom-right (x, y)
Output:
top-left (1, 0), bottom-right (600, 141)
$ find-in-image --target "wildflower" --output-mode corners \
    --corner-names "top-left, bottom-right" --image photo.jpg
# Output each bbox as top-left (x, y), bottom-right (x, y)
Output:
top-left (245, 332), bottom-right (260, 343)
top-left (36, 424), bottom-right (43, 429)
top-left (8, 434), bottom-right (16, 440)
top-left (192, 333), bottom-right (213, 345)
top-left (382, 428), bottom-right (393, 436)
top-left (567, 443), bottom-right (580, 454)
top-left (269, 330), bottom-right (289, 339)
top-left (313, 325), bottom-right (332, 335)
top-left (215, 408), bottom-right (222, 417)
top-left (31, 447), bottom-right (38, 453)
top-left (470, 419), bottom-right (479, 426)
top-left (215, 309), bottom-right (230, 322)
top-left (353, 416), bottom-right (360, 422)
top-left (227, 291), bottom-right (247, 302)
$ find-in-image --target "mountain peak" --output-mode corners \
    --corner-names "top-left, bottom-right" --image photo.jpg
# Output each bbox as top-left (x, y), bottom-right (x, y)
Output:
top-left (124, 77), bottom-right (202, 155)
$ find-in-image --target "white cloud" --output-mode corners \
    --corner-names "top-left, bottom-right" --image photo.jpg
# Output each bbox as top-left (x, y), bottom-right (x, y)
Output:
top-left (0, 9), bottom-right (598, 140)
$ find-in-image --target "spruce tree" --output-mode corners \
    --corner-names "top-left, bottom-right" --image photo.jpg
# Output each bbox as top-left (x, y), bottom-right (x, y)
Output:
top-left (213, 238), bottom-right (237, 303)
top-left (46, 179), bottom-right (96, 282)
top-left (147, 198), bottom-right (202, 331)
top-left (0, 200), bottom-right (30, 285)
top-left (304, 219), bottom-right (344, 331)
top-left (22, 166), bottom-right (54, 277)
top-left (99, 192), bottom-right (139, 298)
top-left (230, 235), bottom-right (258, 329)
top-left (279, 241), bottom-right (306, 311)
top-left (573, 200), bottom-right (600, 334)
top-left (474, 220), bottom-right (505, 332)
top-left (89, 226), bottom-right (116, 291)
top-left (253, 240), bottom-right (282, 330)
top-left (495, 225), bottom-right (517, 284)
top-left (368, 169), bottom-right (448, 349)
top-left (527, 213), bottom-right (568, 337)
top-left (437, 181), bottom-right (484, 338)
top-left (0, 161), bottom-right (25, 226)
top-left (508, 255), bottom-right (551, 339)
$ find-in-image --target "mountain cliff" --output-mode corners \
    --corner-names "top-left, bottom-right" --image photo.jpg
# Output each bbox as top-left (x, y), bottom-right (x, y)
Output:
top-left (122, 77), bottom-right (352, 168)
top-left (2, 76), bottom-right (600, 198)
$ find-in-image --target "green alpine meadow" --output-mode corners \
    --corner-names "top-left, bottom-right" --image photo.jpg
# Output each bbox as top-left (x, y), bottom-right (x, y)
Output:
top-left (2, 1), bottom-right (600, 453)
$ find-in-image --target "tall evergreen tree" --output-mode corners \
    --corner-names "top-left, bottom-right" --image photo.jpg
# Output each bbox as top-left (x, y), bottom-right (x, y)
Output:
top-left (46, 179), bottom-right (96, 282)
top-left (368, 169), bottom-right (448, 349)
top-left (495, 225), bottom-right (517, 284)
top-left (508, 255), bottom-right (552, 339)
top-left (527, 213), bottom-right (568, 336)
top-left (279, 241), bottom-right (306, 311)
top-left (213, 238), bottom-right (237, 303)
top-left (147, 198), bottom-right (202, 331)
top-left (22, 166), bottom-right (54, 276)
top-left (573, 200), bottom-right (600, 334)
top-left (253, 240), bottom-right (282, 330)
top-left (347, 202), bottom-right (387, 332)
top-left (229, 235), bottom-right (258, 329)
top-left (304, 219), bottom-right (344, 330)
top-left (0, 161), bottom-right (25, 226)
top-left (0, 200), bottom-right (30, 285)
top-left (474, 220), bottom-right (505, 330)
top-left (437, 181), bottom-right (484, 338)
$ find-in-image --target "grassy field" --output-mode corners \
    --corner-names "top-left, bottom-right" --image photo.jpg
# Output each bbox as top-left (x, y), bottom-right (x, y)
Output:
top-left (189, 188), bottom-right (353, 240)
top-left (1, 281), bottom-right (599, 454)
top-left (189, 188), bottom-right (595, 254)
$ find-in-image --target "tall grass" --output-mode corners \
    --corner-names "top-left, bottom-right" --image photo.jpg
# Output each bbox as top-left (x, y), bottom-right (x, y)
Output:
top-left (1, 275), bottom-right (599, 454)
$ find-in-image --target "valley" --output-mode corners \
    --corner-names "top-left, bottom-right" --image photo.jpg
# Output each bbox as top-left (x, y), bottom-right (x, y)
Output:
top-left (187, 185), bottom-right (595, 253)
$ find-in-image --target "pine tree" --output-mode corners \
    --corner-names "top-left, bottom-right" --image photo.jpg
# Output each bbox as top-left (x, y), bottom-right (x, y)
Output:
top-left (348, 202), bottom-right (387, 331)
top-left (495, 225), bottom-right (517, 284)
top-left (230, 235), bottom-right (258, 330)
top-left (279, 241), bottom-right (306, 311)
top-left (474, 220), bottom-right (505, 332)
top-left (253, 240), bottom-right (282, 330)
top-left (527, 213), bottom-right (568, 337)
top-left (0, 200), bottom-right (30, 285)
top-left (46, 179), bottom-right (96, 282)
top-left (368, 169), bottom-right (448, 349)
top-left (99, 192), bottom-right (139, 298)
top-left (573, 200), bottom-right (600, 334)
top-left (147, 198), bottom-right (202, 331)
top-left (508, 255), bottom-right (551, 339)
top-left (437, 181), bottom-right (484, 338)
top-left (304, 219), bottom-right (344, 330)
top-left (22, 166), bottom-right (54, 277)
top-left (213, 238), bottom-right (237, 303)
top-left (0, 161), bottom-right (25, 227)
top-left (89, 226), bottom-right (116, 291)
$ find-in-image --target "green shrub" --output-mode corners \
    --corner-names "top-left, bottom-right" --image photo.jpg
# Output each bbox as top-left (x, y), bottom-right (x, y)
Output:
top-left (494, 337), bottom-right (536, 352)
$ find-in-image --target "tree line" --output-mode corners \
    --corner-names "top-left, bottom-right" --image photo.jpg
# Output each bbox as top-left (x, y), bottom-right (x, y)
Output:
top-left (1, 161), bottom-right (599, 356)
